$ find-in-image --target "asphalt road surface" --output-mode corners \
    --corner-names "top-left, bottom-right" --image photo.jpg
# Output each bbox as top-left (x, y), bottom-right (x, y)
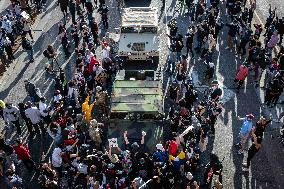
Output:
top-left (0, 0), bottom-right (284, 188)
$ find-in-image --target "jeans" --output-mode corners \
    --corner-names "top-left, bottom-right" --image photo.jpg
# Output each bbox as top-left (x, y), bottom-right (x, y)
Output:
top-left (11, 120), bottom-right (21, 135)
top-left (27, 49), bottom-right (34, 61)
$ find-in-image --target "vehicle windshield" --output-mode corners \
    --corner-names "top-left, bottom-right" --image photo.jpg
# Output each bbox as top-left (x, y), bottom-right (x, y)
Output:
top-left (140, 27), bottom-right (158, 34)
top-left (121, 27), bottom-right (139, 33)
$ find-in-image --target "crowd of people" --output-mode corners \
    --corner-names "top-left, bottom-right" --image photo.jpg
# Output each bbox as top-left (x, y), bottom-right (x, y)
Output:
top-left (0, 0), bottom-right (284, 189)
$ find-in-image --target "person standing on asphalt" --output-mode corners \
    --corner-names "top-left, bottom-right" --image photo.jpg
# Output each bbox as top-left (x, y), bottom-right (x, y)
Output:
top-left (21, 14), bottom-right (34, 41)
top-left (234, 63), bottom-right (249, 91)
top-left (21, 35), bottom-right (34, 62)
top-left (2, 33), bottom-right (14, 61)
top-left (208, 101), bottom-right (223, 137)
top-left (225, 19), bottom-right (239, 52)
top-left (242, 133), bottom-right (262, 171)
top-left (39, 97), bottom-right (51, 125)
top-left (24, 79), bottom-right (41, 103)
top-left (69, 0), bottom-right (76, 24)
top-left (24, 101), bottom-right (43, 136)
top-left (3, 103), bottom-right (21, 135)
top-left (12, 138), bottom-right (37, 172)
top-left (185, 26), bottom-right (195, 58)
top-left (1, 16), bottom-right (14, 46)
top-left (0, 100), bottom-right (5, 120)
top-left (236, 114), bottom-right (254, 154)
top-left (98, 4), bottom-right (109, 29)
top-left (266, 31), bottom-right (279, 55)
top-left (253, 115), bottom-right (272, 139)
top-left (58, 0), bottom-right (69, 24)
top-left (276, 17), bottom-right (284, 45)
top-left (43, 45), bottom-right (56, 72)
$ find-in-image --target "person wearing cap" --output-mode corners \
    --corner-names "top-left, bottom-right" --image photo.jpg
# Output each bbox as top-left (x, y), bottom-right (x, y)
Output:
top-left (3, 103), bottom-right (21, 135)
top-left (236, 113), bottom-right (254, 154)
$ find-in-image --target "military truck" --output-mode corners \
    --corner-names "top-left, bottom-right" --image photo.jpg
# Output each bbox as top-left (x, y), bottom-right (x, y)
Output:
top-left (108, 7), bottom-right (164, 148)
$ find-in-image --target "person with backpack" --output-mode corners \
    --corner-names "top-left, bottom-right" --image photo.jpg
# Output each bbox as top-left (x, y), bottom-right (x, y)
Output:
top-left (21, 35), bottom-right (34, 62)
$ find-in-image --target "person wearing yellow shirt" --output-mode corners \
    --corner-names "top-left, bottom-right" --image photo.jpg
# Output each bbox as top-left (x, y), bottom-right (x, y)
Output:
top-left (81, 96), bottom-right (95, 123)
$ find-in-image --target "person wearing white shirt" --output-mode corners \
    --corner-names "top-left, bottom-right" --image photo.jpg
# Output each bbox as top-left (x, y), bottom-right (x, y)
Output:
top-left (102, 45), bottom-right (110, 59)
top-left (1, 16), bottom-right (14, 46)
top-left (93, 63), bottom-right (104, 76)
top-left (3, 35), bottom-right (14, 60)
top-left (53, 90), bottom-right (63, 103)
top-left (39, 97), bottom-right (51, 125)
top-left (24, 102), bottom-right (43, 136)
top-left (52, 146), bottom-right (63, 176)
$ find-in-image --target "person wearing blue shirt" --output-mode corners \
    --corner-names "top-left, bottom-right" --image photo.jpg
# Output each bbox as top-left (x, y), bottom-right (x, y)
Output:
top-left (236, 113), bottom-right (254, 154)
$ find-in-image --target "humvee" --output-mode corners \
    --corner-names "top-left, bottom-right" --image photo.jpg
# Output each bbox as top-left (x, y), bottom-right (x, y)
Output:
top-left (108, 7), bottom-right (164, 148)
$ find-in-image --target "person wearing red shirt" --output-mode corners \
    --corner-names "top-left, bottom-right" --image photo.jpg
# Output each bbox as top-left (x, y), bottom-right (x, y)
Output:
top-left (234, 64), bottom-right (249, 90)
top-left (168, 139), bottom-right (178, 156)
top-left (88, 55), bottom-right (99, 74)
top-left (12, 138), bottom-right (37, 171)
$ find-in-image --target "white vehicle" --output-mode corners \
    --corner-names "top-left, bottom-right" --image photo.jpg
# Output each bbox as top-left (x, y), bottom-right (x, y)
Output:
top-left (118, 7), bottom-right (159, 61)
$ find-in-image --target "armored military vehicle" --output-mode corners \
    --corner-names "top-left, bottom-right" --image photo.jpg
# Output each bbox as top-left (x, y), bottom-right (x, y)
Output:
top-left (108, 7), bottom-right (164, 147)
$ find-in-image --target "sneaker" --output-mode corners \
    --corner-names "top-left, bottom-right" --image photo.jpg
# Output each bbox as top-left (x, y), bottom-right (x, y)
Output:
top-left (242, 167), bottom-right (249, 172)
top-left (230, 49), bottom-right (233, 52)
top-left (225, 46), bottom-right (230, 50)
top-left (242, 162), bottom-right (247, 167)
top-left (238, 149), bottom-right (244, 154)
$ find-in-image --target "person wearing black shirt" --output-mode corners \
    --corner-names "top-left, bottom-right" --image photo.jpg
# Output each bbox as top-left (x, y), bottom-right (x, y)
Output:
top-left (277, 17), bottom-right (284, 44)
top-left (209, 82), bottom-right (222, 101)
top-left (98, 5), bottom-right (109, 29)
top-left (21, 35), bottom-right (34, 62)
top-left (225, 19), bottom-right (239, 51)
top-left (185, 27), bottom-right (195, 57)
top-left (243, 133), bottom-right (262, 171)
top-left (208, 102), bottom-right (223, 136)
top-left (253, 116), bottom-right (272, 139)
